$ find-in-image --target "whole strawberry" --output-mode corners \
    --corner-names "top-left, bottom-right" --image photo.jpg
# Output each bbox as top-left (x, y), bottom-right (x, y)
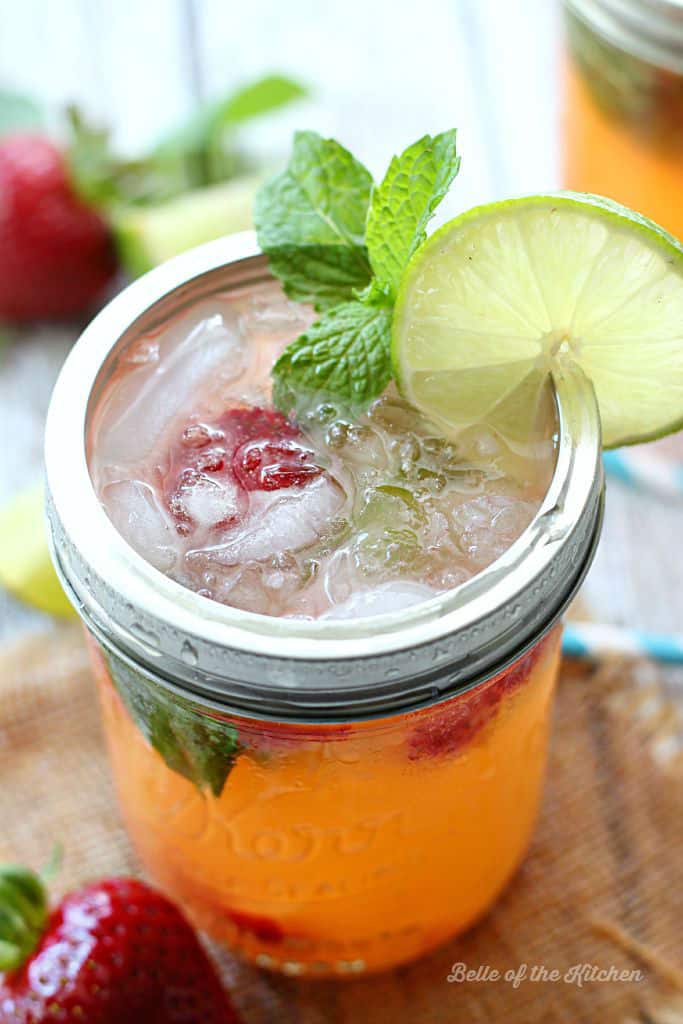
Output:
top-left (0, 866), bottom-right (240, 1023)
top-left (0, 135), bottom-right (117, 321)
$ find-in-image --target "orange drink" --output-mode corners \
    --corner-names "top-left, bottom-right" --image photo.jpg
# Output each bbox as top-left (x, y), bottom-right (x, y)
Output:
top-left (563, 0), bottom-right (683, 239)
top-left (91, 629), bottom-right (561, 974)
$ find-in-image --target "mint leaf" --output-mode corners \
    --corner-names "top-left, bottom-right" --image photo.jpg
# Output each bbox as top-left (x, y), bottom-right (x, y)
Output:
top-left (67, 106), bottom-right (190, 207)
top-left (255, 130), bottom-right (373, 310)
top-left (266, 244), bottom-right (373, 311)
top-left (156, 75), bottom-right (307, 157)
top-left (366, 130), bottom-right (460, 298)
top-left (0, 90), bottom-right (43, 137)
top-left (272, 301), bottom-right (392, 410)
top-left (212, 73), bottom-right (308, 127)
top-left (104, 648), bottom-right (240, 796)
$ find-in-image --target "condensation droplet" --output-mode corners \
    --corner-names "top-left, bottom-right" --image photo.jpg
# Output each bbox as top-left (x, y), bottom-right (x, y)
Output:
top-left (129, 621), bottom-right (161, 657)
top-left (181, 640), bottom-right (199, 666)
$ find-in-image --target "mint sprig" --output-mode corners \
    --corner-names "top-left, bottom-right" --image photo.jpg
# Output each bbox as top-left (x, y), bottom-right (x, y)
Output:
top-left (68, 74), bottom-right (308, 209)
top-left (256, 129), bottom-right (460, 408)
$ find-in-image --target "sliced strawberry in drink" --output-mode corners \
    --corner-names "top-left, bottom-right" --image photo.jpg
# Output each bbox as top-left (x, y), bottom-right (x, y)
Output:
top-left (407, 638), bottom-right (549, 760)
top-left (233, 437), bottom-right (322, 491)
top-left (162, 405), bottom-right (323, 535)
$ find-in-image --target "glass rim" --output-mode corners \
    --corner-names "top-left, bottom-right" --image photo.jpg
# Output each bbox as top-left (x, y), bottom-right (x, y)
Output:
top-left (45, 232), bottom-right (604, 718)
top-left (566, 0), bottom-right (683, 73)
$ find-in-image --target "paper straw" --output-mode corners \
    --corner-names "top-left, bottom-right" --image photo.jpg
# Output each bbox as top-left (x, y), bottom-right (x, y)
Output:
top-left (603, 450), bottom-right (683, 500)
top-left (563, 622), bottom-right (683, 665)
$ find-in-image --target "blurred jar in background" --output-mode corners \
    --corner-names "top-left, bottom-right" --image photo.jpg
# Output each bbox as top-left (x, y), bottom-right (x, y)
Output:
top-left (563, 0), bottom-right (683, 239)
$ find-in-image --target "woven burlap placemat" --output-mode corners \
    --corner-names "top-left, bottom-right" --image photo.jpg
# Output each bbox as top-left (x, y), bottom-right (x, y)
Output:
top-left (1, 625), bottom-right (681, 1023)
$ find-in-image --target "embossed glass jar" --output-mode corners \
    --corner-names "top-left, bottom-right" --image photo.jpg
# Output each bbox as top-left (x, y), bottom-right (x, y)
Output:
top-left (45, 234), bottom-right (604, 976)
top-left (563, 0), bottom-right (683, 238)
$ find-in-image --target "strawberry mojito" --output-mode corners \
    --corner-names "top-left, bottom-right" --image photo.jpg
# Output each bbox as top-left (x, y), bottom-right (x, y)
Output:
top-left (46, 128), bottom-right (683, 975)
top-left (86, 271), bottom-right (559, 973)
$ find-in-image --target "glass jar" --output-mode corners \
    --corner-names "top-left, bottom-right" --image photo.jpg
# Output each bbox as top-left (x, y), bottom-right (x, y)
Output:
top-left (563, 0), bottom-right (683, 239)
top-left (44, 234), bottom-right (604, 977)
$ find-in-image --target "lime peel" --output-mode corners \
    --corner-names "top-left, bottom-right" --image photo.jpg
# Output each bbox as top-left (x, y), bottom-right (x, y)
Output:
top-left (0, 483), bottom-right (76, 618)
top-left (392, 192), bottom-right (683, 449)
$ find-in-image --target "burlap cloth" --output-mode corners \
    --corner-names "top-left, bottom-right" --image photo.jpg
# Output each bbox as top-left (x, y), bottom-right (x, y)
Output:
top-left (1, 626), bottom-right (681, 1023)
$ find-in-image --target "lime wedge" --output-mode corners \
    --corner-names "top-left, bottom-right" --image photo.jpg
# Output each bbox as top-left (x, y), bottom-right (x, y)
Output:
top-left (0, 484), bottom-right (76, 618)
top-left (113, 174), bottom-right (259, 278)
top-left (392, 193), bottom-right (683, 448)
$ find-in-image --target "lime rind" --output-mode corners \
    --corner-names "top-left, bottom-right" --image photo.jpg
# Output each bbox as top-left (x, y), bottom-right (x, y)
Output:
top-left (0, 483), bottom-right (76, 619)
top-left (113, 175), bottom-right (259, 278)
top-left (392, 192), bottom-right (683, 449)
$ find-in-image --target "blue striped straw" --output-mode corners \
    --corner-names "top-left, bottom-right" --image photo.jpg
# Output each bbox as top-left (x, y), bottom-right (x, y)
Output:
top-left (603, 449), bottom-right (683, 500)
top-left (563, 622), bottom-right (683, 665)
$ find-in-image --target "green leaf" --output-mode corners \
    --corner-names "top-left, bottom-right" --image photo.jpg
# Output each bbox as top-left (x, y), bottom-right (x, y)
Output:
top-left (272, 301), bottom-right (393, 410)
top-left (0, 865), bottom-right (47, 971)
top-left (255, 130), bottom-right (374, 310)
top-left (0, 89), bottom-right (43, 136)
top-left (366, 130), bottom-right (460, 298)
top-left (211, 73), bottom-right (308, 127)
top-left (266, 243), bottom-right (373, 310)
top-left (154, 74), bottom-right (307, 185)
top-left (104, 648), bottom-right (240, 796)
top-left (67, 106), bottom-right (191, 208)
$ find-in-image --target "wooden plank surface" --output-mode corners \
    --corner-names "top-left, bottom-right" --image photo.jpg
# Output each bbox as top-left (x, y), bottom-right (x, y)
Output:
top-left (0, 0), bottom-right (681, 694)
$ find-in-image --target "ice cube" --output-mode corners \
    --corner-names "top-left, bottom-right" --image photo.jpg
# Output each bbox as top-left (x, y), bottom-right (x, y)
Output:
top-left (188, 475), bottom-right (346, 567)
top-left (102, 479), bottom-right (177, 572)
top-left (92, 306), bottom-right (247, 474)
top-left (176, 474), bottom-right (244, 531)
top-left (322, 581), bottom-right (437, 620)
top-left (452, 494), bottom-right (536, 569)
top-left (239, 286), bottom-right (314, 340)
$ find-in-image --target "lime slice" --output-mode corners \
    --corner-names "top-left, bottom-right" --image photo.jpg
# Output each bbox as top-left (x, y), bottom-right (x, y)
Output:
top-left (392, 193), bottom-right (683, 448)
top-left (113, 174), bottom-right (259, 278)
top-left (0, 484), bottom-right (75, 618)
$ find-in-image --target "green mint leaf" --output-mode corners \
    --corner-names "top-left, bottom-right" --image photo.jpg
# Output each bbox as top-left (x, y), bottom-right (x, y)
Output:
top-left (272, 301), bottom-right (392, 410)
top-left (104, 648), bottom-right (240, 796)
top-left (0, 90), bottom-right (43, 137)
top-left (66, 106), bottom-right (125, 206)
top-left (154, 74), bottom-right (307, 191)
top-left (212, 73), bottom-right (308, 127)
top-left (255, 130), bottom-right (373, 310)
top-left (366, 130), bottom-right (460, 298)
top-left (266, 244), bottom-right (374, 311)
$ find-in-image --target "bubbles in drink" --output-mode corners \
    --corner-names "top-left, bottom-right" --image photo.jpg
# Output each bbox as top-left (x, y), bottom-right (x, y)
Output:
top-left (89, 281), bottom-right (556, 619)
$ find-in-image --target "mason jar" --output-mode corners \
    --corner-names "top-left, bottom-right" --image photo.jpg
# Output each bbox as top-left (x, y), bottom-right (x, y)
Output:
top-left (44, 234), bottom-right (604, 977)
top-left (563, 0), bottom-right (683, 239)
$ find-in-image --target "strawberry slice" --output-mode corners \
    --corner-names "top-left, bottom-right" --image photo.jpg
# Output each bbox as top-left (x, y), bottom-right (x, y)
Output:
top-left (407, 638), bottom-right (548, 760)
top-left (163, 406), bottom-right (322, 535)
top-left (232, 437), bottom-right (321, 491)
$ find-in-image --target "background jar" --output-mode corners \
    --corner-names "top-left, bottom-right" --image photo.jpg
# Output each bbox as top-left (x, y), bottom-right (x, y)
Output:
top-left (563, 0), bottom-right (683, 239)
top-left (45, 235), bottom-right (604, 977)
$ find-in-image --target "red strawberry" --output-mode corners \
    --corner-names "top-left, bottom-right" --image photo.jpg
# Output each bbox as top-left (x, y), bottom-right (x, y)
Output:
top-left (0, 868), bottom-right (240, 1023)
top-left (164, 406), bottom-right (322, 535)
top-left (0, 135), bottom-right (117, 322)
top-left (407, 638), bottom-right (548, 761)
top-left (232, 436), bottom-right (321, 492)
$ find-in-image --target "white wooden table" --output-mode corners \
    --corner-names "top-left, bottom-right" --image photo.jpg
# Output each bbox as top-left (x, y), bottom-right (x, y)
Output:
top-left (1, 0), bottom-right (682, 686)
